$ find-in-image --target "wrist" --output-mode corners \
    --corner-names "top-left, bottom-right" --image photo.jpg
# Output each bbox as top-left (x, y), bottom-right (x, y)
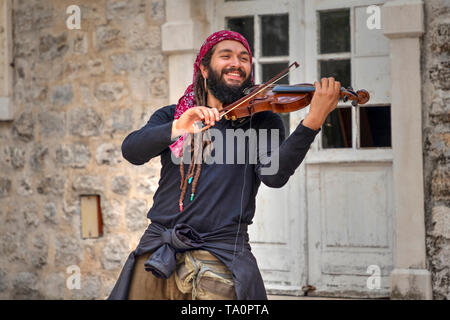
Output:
top-left (303, 112), bottom-right (325, 130)
top-left (171, 119), bottom-right (185, 139)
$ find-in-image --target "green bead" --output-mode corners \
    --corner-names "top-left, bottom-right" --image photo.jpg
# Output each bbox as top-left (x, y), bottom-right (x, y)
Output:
top-left (190, 193), bottom-right (194, 201)
top-left (188, 177), bottom-right (193, 184)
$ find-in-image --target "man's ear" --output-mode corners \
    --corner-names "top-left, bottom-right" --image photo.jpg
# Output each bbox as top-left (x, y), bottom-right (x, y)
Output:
top-left (199, 64), bottom-right (208, 79)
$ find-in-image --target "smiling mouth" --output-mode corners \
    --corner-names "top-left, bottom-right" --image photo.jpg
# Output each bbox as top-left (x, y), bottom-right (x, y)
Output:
top-left (226, 72), bottom-right (242, 80)
top-left (223, 69), bottom-right (246, 82)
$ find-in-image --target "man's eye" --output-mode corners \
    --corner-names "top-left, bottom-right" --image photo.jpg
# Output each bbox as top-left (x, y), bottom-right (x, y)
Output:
top-left (221, 56), bottom-right (230, 59)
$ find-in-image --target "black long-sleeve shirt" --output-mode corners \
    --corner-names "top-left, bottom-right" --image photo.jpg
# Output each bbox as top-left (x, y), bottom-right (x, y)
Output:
top-left (109, 104), bottom-right (320, 300)
top-left (121, 104), bottom-right (320, 233)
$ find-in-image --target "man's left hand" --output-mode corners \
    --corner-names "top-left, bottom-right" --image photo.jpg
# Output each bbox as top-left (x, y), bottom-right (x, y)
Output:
top-left (303, 77), bottom-right (340, 130)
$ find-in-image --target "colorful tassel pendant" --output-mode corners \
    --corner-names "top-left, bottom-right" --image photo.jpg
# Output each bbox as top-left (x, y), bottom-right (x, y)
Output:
top-left (188, 177), bottom-right (193, 184)
top-left (179, 202), bottom-right (183, 212)
top-left (190, 193), bottom-right (194, 201)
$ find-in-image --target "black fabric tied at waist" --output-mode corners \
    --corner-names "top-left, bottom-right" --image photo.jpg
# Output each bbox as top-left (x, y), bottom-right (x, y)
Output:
top-left (107, 221), bottom-right (269, 300)
top-left (143, 223), bottom-right (205, 278)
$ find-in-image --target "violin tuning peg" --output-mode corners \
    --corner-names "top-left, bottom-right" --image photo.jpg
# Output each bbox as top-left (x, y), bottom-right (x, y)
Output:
top-left (351, 100), bottom-right (358, 107)
top-left (348, 86), bottom-right (354, 91)
top-left (343, 96), bottom-right (348, 103)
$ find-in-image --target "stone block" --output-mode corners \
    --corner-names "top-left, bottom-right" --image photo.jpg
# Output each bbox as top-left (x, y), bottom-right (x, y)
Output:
top-left (72, 175), bottom-right (104, 194)
top-left (96, 143), bottom-right (122, 165)
top-left (137, 175), bottom-right (158, 194)
top-left (29, 233), bottom-right (48, 269)
top-left (101, 199), bottom-right (121, 229)
top-left (50, 84), bottom-right (73, 107)
top-left (110, 53), bottom-right (137, 75)
top-left (69, 108), bottom-right (103, 137)
top-left (125, 198), bottom-right (148, 231)
top-left (73, 32), bottom-right (88, 55)
top-left (39, 33), bottom-right (69, 61)
top-left (94, 82), bottom-right (127, 102)
top-left (36, 175), bottom-right (65, 195)
top-left (382, 0), bottom-right (424, 39)
top-left (127, 21), bottom-right (160, 50)
top-left (429, 23), bottom-right (450, 54)
top-left (12, 112), bottom-right (34, 142)
top-left (16, 177), bottom-right (33, 196)
top-left (29, 144), bottom-right (49, 171)
top-left (431, 206), bottom-right (450, 239)
top-left (43, 202), bottom-right (58, 225)
top-left (140, 54), bottom-right (166, 77)
top-left (13, 0), bottom-right (53, 33)
top-left (111, 176), bottom-right (130, 195)
top-left (105, 108), bottom-right (133, 135)
top-left (95, 25), bottom-right (124, 51)
top-left (150, 75), bottom-right (168, 98)
top-left (148, 0), bottom-right (165, 24)
top-left (101, 235), bottom-right (130, 270)
top-left (87, 59), bottom-right (105, 76)
top-left (429, 60), bottom-right (450, 90)
top-left (38, 111), bottom-right (66, 137)
top-left (14, 37), bottom-right (38, 58)
top-left (2, 146), bottom-right (25, 169)
top-left (431, 164), bottom-right (450, 201)
top-left (0, 270), bottom-right (7, 292)
top-left (54, 235), bottom-right (82, 267)
top-left (55, 143), bottom-right (91, 169)
top-left (106, 0), bottom-right (146, 21)
top-left (0, 177), bottom-right (11, 197)
top-left (1, 229), bottom-right (26, 263)
top-left (23, 202), bottom-right (40, 227)
top-left (43, 273), bottom-right (65, 300)
top-left (12, 272), bottom-right (42, 299)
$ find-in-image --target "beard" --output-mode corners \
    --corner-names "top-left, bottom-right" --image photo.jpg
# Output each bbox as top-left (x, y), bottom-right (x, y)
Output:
top-left (206, 65), bottom-right (253, 105)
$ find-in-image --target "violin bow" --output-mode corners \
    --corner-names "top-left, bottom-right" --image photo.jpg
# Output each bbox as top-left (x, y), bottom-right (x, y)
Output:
top-left (196, 61), bottom-right (300, 132)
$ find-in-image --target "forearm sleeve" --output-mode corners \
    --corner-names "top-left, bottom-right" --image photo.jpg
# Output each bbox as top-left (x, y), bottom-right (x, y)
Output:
top-left (121, 107), bottom-right (175, 165)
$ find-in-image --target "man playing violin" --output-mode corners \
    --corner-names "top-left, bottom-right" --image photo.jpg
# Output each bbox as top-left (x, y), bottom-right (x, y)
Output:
top-left (108, 30), bottom-right (341, 300)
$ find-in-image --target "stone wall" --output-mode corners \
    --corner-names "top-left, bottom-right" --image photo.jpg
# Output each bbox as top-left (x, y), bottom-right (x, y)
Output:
top-left (0, 0), bottom-right (167, 299)
top-left (422, 0), bottom-right (450, 300)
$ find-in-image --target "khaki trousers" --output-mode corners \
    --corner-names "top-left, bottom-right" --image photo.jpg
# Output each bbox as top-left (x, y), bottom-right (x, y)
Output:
top-left (128, 250), bottom-right (236, 300)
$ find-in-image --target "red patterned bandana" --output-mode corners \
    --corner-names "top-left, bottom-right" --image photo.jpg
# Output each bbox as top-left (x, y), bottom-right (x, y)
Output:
top-left (169, 30), bottom-right (253, 157)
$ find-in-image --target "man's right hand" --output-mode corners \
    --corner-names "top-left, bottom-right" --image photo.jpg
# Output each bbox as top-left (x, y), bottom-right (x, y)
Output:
top-left (171, 106), bottom-right (220, 139)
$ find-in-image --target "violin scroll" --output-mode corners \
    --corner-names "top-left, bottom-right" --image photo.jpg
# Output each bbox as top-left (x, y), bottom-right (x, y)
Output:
top-left (340, 86), bottom-right (370, 107)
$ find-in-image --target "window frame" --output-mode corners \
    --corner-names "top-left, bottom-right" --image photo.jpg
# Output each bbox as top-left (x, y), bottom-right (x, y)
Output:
top-left (304, 0), bottom-right (392, 162)
top-left (212, 0), bottom-right (392, 163)
top-left (212, 0), bottom-right (305, 136)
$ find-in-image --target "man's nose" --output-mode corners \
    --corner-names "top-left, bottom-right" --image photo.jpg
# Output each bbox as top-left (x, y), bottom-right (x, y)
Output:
top-left (229, 55), bottom-right (242, 68)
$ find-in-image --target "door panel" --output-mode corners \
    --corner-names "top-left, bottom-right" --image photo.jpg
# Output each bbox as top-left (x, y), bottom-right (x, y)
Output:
top-left (250, 176), bottom-right (307, 294)
top-left (307, 162), bottom-right (394, 298)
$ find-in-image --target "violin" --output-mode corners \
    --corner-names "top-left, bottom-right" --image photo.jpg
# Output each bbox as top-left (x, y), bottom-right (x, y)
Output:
top-left (213, 62), bottom-right (370, 123)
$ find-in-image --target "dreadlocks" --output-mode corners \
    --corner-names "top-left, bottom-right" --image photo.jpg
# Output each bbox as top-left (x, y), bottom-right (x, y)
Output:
top-left (178, 49), bottom-right (214, 212)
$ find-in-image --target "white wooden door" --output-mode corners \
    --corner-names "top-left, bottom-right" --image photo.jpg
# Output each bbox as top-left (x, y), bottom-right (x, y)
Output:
top-left (303, 0), bottom-right (394, 298)
top-left (211, 0), bottom-right (307, 295)
top-left (210, 0), bottom-right (394, 298)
